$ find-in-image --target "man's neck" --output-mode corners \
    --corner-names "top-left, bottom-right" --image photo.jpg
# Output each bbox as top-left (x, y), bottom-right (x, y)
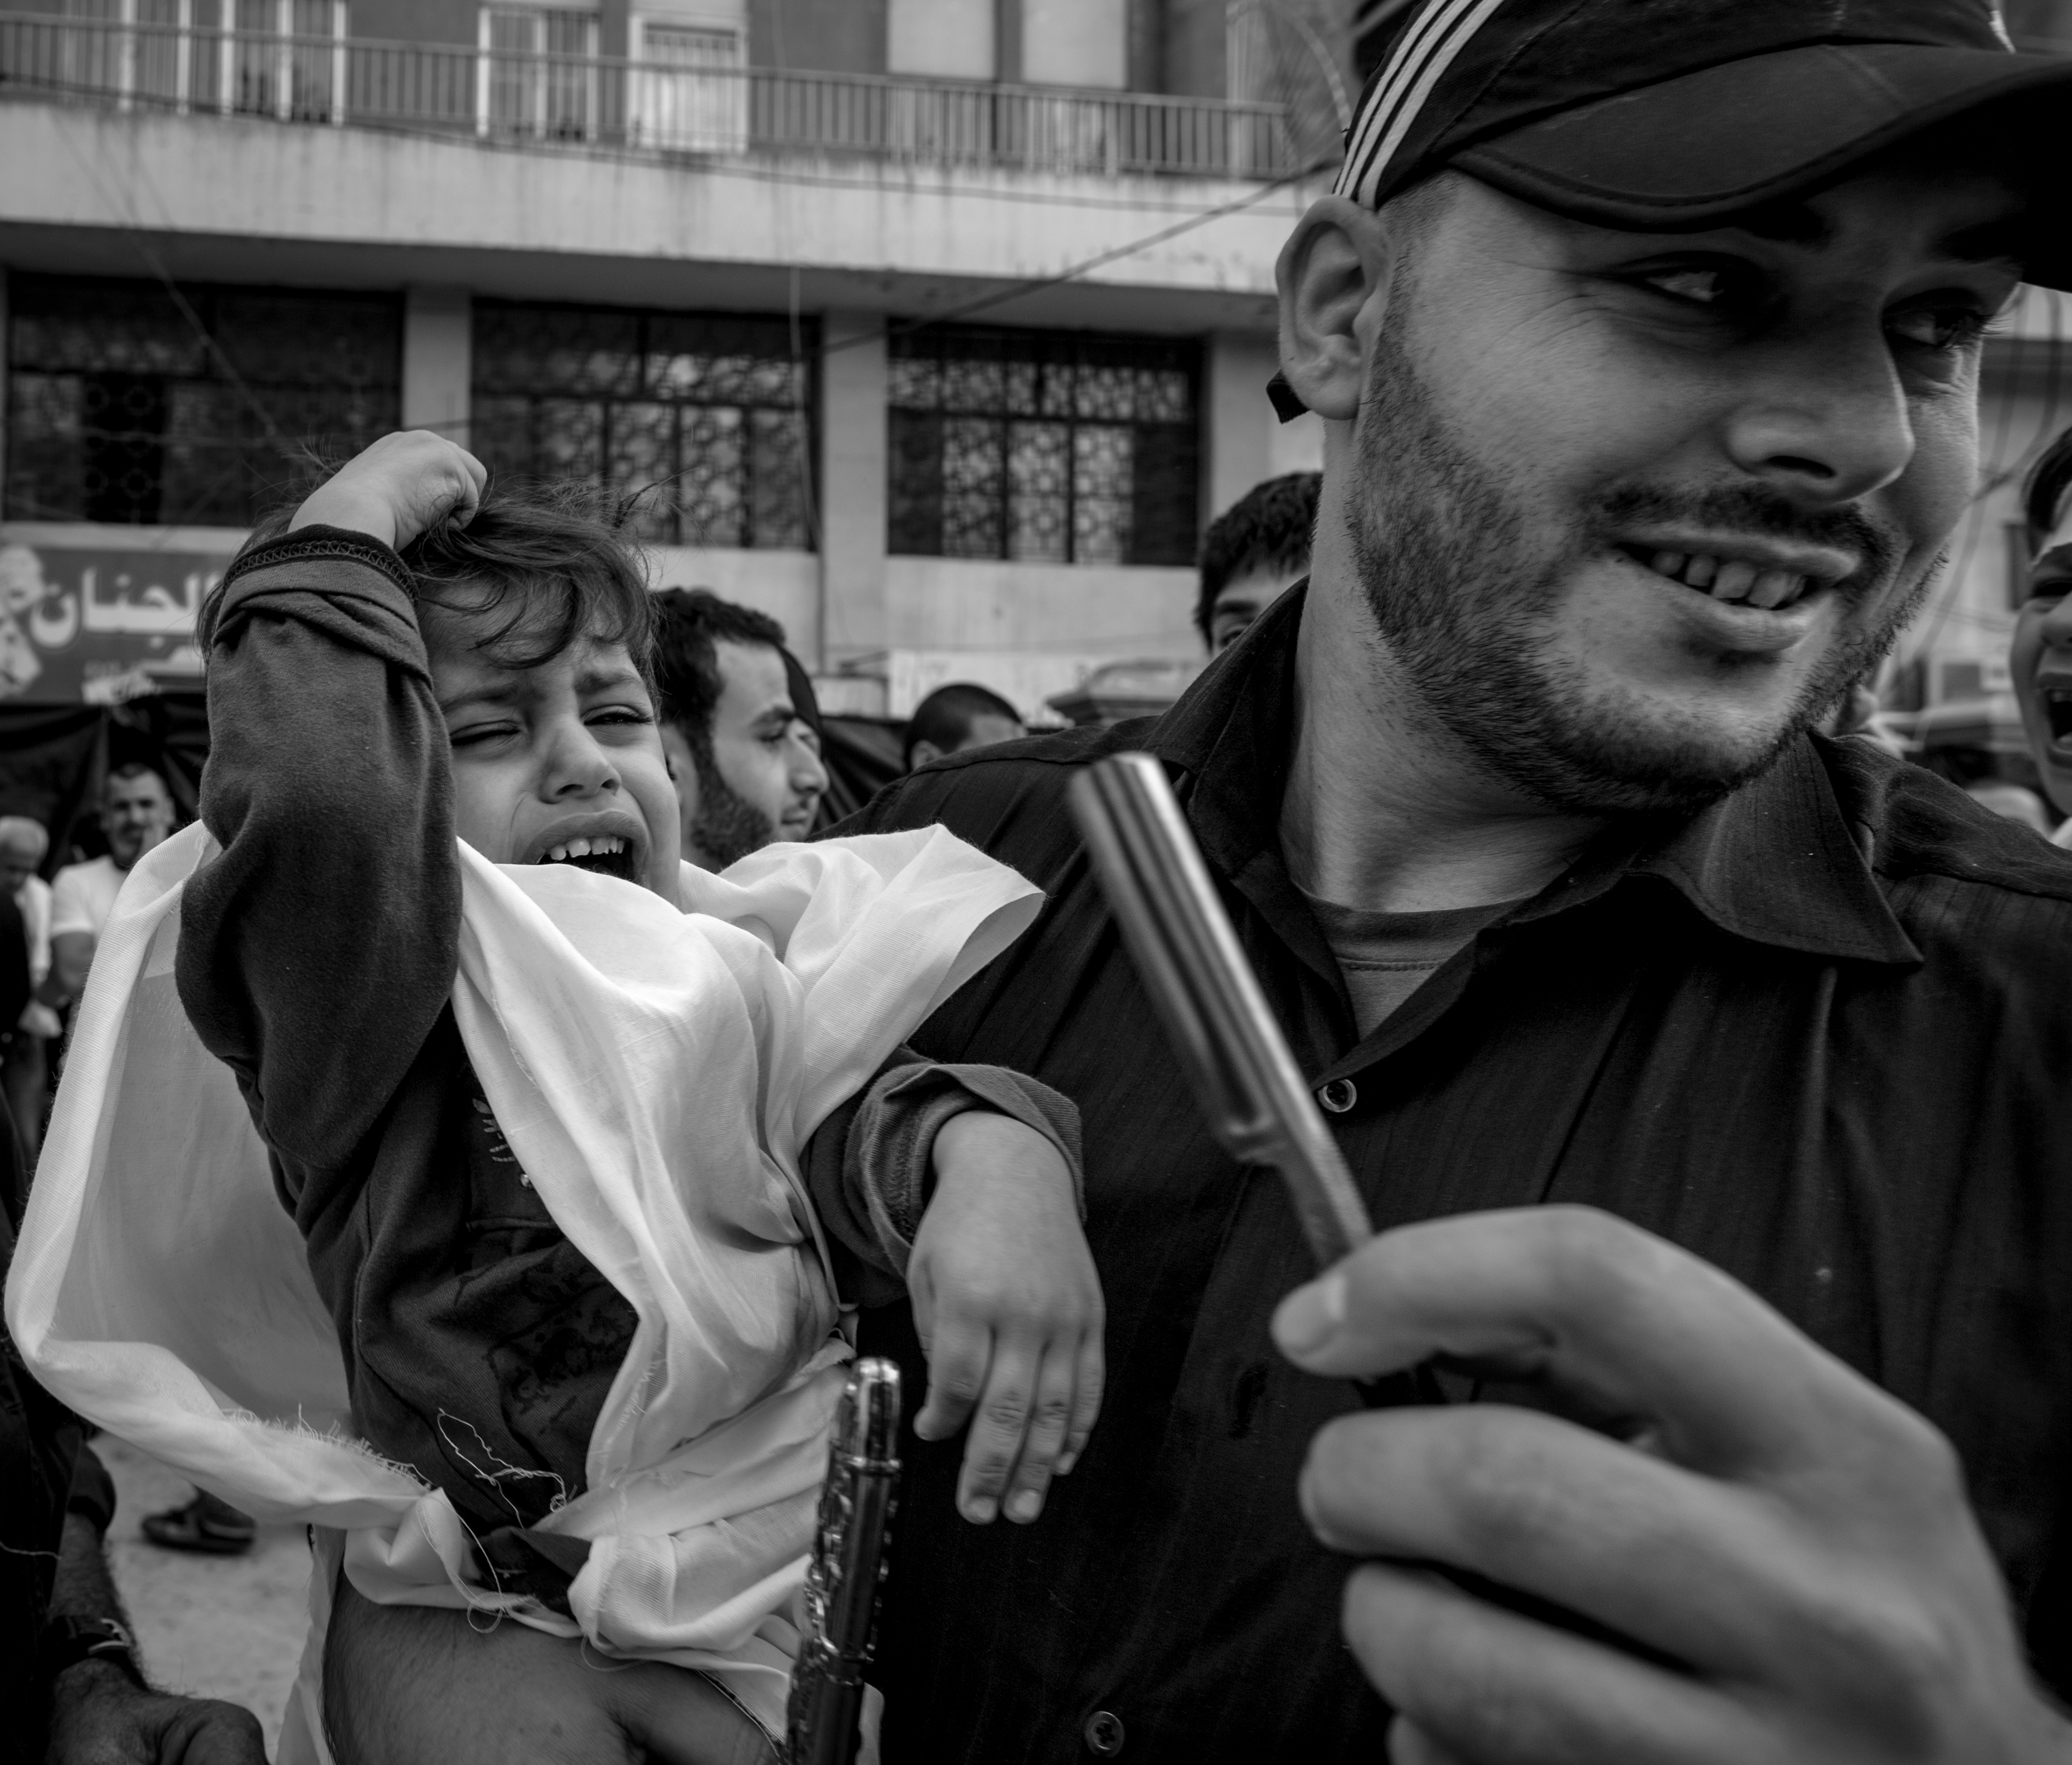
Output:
top-left (1277, 562), bottom-right (1607, 917)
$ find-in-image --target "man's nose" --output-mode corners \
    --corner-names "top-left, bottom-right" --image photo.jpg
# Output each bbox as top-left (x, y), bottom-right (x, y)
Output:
top-left (788, 729), bottom-right (829, 796)
top-left (1720, 317), bottom-right (1914, 507)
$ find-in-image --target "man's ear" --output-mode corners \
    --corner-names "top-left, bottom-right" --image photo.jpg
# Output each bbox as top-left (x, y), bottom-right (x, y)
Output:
top-left (1276, 196), bottom-right (1395, 424)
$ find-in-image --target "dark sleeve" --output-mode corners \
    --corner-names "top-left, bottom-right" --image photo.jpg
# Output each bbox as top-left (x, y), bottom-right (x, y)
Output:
top-left (806, 1048), bottom-right (1084, 1308)
top-left (175, 526), bottom-right (461, 1178)
top-left (0, 1203), bottom-right (82, 1752)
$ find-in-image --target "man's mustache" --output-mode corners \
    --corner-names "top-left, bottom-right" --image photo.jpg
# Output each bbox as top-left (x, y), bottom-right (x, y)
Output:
top-left (1594, 484), bottom-right (1903, 590)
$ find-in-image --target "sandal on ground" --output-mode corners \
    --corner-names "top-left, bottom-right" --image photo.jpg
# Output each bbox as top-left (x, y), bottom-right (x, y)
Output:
top-left (140, 1491), bottom-right (256, 1555)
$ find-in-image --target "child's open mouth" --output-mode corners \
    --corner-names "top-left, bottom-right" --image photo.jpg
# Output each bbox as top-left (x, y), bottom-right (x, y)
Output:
top-left (534, 834), bottom-right (640, 883)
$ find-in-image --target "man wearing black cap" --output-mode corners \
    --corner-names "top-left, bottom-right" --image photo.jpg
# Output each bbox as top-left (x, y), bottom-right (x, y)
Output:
top-left (317, 4), bottom-right (2072, 1761)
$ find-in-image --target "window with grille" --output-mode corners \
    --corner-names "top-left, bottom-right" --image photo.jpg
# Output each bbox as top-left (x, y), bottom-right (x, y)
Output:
top-left (471, 302), bottom-right (816, 551)
top-left (4, 274), bottom-right (402, 527)
top-left (888, 326), bottom-right (1200, 567)
top-left (629, 17), bottom-right (745, 152)
top-left (479, 6), bottom-right (600, 140)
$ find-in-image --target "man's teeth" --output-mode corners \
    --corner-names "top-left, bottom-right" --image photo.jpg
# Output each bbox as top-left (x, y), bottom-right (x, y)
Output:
top-left (542, 835), bottom-right (626, 863)
top-left (1646, 550), bottom-right (1810, 609)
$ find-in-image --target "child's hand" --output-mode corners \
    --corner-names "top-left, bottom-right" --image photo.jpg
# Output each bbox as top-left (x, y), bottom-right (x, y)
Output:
top-left (290, 430), bottom-right (487, 552)
top-left (908, 1111), bottom-right (1104, 1526)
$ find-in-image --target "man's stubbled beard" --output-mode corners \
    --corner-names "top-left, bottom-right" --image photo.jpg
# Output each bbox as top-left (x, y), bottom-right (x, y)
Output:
top-left (686, 730), bottom-right (775, 869)
top-left (1346, 318), bottom-right (1927, 816)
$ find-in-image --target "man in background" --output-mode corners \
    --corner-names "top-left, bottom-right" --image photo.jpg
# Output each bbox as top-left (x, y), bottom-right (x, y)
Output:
top-left (1195, 471), bottom-right (1320, 653)
top-left (47, 765), bottom-right (175, 1008)
top-left (0, 818), bottom-right (57, 1160)
top-left (650, 589), bottom-right (829, 868)
top-left (904, 683), bottom-right (1026, 771)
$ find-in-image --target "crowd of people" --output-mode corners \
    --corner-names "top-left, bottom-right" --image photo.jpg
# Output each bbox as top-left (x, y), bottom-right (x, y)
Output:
top-left (9, 3), bottom-right (2072, 1763)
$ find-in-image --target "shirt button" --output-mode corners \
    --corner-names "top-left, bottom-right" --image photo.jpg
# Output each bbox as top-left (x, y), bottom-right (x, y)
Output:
top-left (1083, 1709), bottom-right (1126, 1756)
top-left (1317, 1078), bottom-right (1357, 1114)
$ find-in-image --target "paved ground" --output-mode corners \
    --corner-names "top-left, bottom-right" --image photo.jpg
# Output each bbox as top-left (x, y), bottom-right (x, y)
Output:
top-left (99, 1435), bottom-right (309, 1753)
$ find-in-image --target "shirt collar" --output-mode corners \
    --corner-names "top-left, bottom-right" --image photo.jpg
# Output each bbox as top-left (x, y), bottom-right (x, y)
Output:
top-left (1144, 581), bottom-right (1920, 969)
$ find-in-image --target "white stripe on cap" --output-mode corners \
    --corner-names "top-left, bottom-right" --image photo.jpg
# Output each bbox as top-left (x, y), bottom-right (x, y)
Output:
top-left (1333, 0), bottom-right (1514, 208)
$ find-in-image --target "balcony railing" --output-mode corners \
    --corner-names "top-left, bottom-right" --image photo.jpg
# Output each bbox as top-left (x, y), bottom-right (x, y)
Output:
top-left (0, 13), bottom-right (1299, 179)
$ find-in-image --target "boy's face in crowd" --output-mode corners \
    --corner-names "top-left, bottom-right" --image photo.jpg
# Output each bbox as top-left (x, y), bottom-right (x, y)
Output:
top-left (2013, 501), bottom-right (2072, 815)
top-left (0, 839), bottom-right (38, 894)
top-left (1208, 563), bottom-right (1308, 653)
top-left (910, 712), bottom-right (1025, 770)
top-left (1326, 163), bottom-right (2018, 814)
top-left (661, 639), bottom-right (828, 870)
top-left (426, 619), bottom-right (682, 898)
top-left (101, 772), bottom-right (174, 869)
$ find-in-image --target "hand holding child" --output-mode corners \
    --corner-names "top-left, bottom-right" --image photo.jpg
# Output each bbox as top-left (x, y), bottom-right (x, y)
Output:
top-left (909, 1111), bottom-right (1104, 1528)
top-left (292, 429), bottom-right (487, 552)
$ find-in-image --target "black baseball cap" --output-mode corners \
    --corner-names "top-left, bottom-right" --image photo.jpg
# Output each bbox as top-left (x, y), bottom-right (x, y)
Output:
top-left (1269, 0), bottom-right (2072, 419)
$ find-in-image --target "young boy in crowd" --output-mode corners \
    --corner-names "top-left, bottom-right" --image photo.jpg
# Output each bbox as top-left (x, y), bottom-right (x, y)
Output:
top-left (178, 432), bottom-right (1101, 1748)
top-left (1194, 470), bottom-right (1320, 654)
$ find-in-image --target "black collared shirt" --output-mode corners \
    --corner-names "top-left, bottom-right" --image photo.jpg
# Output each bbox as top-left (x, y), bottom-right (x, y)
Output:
top-left (828, 585), bottom-right (2072, 1764)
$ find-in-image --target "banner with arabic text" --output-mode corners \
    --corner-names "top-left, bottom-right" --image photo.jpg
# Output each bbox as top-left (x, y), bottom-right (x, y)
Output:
top-left (0, 524), bottom-right (240, 704)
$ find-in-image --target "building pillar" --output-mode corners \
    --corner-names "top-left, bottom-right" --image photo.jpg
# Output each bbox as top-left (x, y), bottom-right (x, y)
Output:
top-left (1204, 329), bottom-right (1322, 524)
top-left (401, 285), bottom-right (472, 449)
top-left (0, 268), bottom-right (11, 517)
top-left (817, 310), bottom-right (888, 673)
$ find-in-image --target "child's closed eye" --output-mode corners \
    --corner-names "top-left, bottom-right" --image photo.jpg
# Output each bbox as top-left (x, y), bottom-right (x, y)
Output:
top-left (449, 720), bottom-right (521, 750)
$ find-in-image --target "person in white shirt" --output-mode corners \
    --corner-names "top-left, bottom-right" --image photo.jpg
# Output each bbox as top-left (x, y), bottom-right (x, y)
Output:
top-left (46, 764), bottom-right (176, 1004)
top-left (0, 815), bottom-right (56, 1157)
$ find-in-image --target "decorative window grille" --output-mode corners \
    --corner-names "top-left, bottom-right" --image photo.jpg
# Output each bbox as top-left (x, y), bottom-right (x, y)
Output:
top-left (478, 6), bottom-right (600, 140)
top-left (4, 274), bottom-right (401, 527)
top-left (471, 302), bottom-right (816, 552)
top-left (629, 17), bottom-right (745, 153)
top-left (888, 326), bottom-right (1199, 567)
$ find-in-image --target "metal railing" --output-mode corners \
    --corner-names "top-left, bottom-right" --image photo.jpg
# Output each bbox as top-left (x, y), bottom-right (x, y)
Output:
top-left (0, 13), bottom-right (1299, 178)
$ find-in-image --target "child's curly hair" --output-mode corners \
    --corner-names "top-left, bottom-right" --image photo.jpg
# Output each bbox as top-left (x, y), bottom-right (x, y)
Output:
top-left (404, 480), bottom-right (654, 684)
top-left (216, 473), bottom-right (656, 682)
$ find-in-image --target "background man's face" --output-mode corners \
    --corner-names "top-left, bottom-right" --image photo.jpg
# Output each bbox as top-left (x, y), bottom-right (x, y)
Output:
top-left (0, 843), bottom-right (36, 894)
top-left (2012, 505), bottom-right (2072, 814)
top-left (101, 773), bottom-right (174, 868)
top-left (1209, 565), bottom-right (1308, 653)
top-left (667, 639), bottom-right (828, 869)
top-left (1340, 165), bottom-right (2017, 814)
top-left (910, 711), bottom-right (1025, 769)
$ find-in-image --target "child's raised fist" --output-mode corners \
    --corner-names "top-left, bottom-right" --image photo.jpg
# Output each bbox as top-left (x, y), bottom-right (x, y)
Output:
top-left (290, 430), bottom-right (488, 553)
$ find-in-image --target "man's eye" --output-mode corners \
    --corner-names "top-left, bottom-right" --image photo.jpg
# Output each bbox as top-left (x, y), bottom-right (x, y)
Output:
top-left (1887, 305), bottom-right (1989, 351)
top-left (1636, 266), bottom-right (1733, 305)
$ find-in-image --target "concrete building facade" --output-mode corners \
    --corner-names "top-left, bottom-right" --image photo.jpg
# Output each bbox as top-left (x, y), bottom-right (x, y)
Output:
top-left (0, 0), bottom-right (1340, 717)
top-left (0, 0), bottom-right (2062, 724)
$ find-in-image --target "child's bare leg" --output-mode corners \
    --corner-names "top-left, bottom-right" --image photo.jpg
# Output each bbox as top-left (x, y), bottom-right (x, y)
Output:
top-left (324, 1577), bottom-right (775, 1765)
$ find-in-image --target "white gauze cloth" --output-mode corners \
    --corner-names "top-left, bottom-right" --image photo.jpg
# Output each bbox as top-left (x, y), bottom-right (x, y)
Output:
top-left (5, 819), bottom-right (1042, 1757)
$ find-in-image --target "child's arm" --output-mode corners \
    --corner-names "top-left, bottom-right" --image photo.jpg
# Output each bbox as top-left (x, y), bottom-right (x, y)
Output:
top-left (177, 433), bottom-right (486, 1184)
top-left (812, 1064), bottom-right (1103, 1528)
top-left (912, 1110), bottom-right (1104, 1526)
